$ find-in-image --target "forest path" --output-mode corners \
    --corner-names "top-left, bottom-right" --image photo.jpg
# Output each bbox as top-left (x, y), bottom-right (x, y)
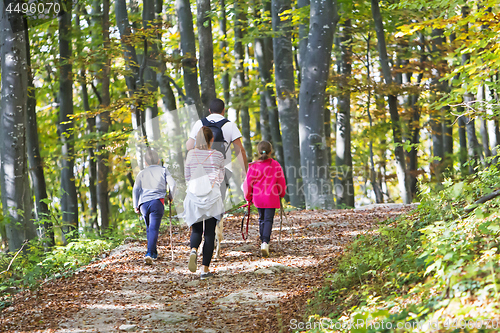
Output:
top-left (0, 205), bottom-right (415, 333)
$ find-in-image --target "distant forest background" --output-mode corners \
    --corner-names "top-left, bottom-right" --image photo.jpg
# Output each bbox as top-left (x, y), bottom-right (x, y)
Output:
top-left (1, 0), bottom-right (499, 251)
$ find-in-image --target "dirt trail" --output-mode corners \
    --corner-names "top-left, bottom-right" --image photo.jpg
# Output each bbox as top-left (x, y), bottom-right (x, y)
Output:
top-left (0, 206), bottom-right (415, 332)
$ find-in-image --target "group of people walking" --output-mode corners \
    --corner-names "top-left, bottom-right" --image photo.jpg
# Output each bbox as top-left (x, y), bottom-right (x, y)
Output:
top-left (132, 99), bottom-right (286, 279)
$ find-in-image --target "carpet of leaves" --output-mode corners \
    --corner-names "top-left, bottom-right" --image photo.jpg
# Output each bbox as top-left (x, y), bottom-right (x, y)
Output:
top-left (0, 207), bottom-right (409, 333)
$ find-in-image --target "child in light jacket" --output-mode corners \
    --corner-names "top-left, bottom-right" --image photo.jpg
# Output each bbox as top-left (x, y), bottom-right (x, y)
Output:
top-left (244, 141), bottom-right (286, 257)
top-left (133, 149), bottom-right (176, 265)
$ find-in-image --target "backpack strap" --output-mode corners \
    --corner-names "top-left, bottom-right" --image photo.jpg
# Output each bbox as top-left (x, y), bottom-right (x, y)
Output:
top-left (201, 117), bottom-right (230, 131)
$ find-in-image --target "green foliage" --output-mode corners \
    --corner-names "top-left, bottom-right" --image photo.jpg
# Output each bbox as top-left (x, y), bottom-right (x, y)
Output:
top-left (306, 166), bottom-right (500, 332)
top-left (0, 215), bottom-right (143, 310)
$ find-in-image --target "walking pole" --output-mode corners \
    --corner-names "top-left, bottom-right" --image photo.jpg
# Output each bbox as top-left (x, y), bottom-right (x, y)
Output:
top-left (279, 199), bottom-right (283, 249)
top-left (168, 190), bottom-right (174, 261)
top-left (281, 199), bottom-right (294, 240)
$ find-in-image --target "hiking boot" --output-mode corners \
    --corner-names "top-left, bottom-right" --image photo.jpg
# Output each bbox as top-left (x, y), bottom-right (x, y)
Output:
top-left (261, 242), bottom-right (269, 257)
top-left (188, 250), bottom-right (197, 272)
top-left (152, 253), bottom-right (158, 260)
top-left (145, 254), bottom-right (153, 265)
top-left (200, 272), bottom-right (214, 280)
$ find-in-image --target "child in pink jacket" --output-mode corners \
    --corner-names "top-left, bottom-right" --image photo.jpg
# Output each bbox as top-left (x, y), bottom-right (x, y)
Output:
top-left (244, 141), bottom-right (287, 257)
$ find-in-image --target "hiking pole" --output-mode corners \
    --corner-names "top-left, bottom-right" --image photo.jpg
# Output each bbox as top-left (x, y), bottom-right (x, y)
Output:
top-left (279, 200), bottom-right (283, 250)
top-left (281, 198), bottom-right (294, 240)
top-left (168, 190), bottom-right (174, 261)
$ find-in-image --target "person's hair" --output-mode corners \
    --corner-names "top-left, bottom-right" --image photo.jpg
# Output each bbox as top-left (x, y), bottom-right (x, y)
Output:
top-left (145, 148), bottom-right (159, 165)
top-left (209, 98), bottom-right (225, 114)
top-left (257, 141), bottom-right (272, 161)
top-left (195, 126), bottom-right (214, 150)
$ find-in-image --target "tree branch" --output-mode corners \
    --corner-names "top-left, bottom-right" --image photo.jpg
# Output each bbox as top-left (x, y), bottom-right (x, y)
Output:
top-left (90, 82), bottom-right (103, 105)
top-left (465, 189), bottom-right (500, 213)
top-left (0, 240), bottom-right (28, 276)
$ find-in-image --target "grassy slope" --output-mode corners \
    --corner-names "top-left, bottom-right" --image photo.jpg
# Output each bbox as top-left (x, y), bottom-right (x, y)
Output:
top-left (304, 167), bottom-right (500, 332)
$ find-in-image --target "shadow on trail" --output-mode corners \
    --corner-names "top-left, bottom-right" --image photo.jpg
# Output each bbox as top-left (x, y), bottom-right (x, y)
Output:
top-left (0, 207), bottom-right (413, 332)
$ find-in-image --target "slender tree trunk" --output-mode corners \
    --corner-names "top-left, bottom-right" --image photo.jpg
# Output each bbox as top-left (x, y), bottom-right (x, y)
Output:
top-left (335, 18), bottom-right (354, 208)
top-left (26, 24), bottom-right (53, 245)
top-left (197, 0), bottom-right (216, 115)
top-left (219, 0), bottom-right (230, 104)
top-left (458, 111), bottom-right (468, 176)
top-left (272, 0), bottom-right (305, 208)
top-left (142, 0), bottom-right (160, 142)
top-left (158, 72), bottom-right (186, 180)
top-left (254, 7), bottom-right (269, 141)
top-left (59, 0), bottom-right (79, 236)
top-left (478, 84), bottom-right (491, 159)
top-left (371, 0), bottom-right (411, 203)
top-left (430, 29), bottom-right (445, 183)
top-left (488, 74), bottom-right (500, 159)
top-left (96, 0), bottom-right (111, 231)
top-left (461, 6), bottom-right (481, 174)
top-left (77, 8), bottom-right (98, 232)
top-left (0, 1), bottom-right (37, 251)
top-left (176, 0), bottom-right (203, 118)
top-left (298, 0), bottom-right (338, 209)
top-left (406, 33), bottom-right (424, 197)
top-left (325, 108), bottom-right (332, 168)
top-left (255, 1), bottom-right (284, 167)
top-left (234, 0), bottom-right (253, 158)
top-left (259, 90), bottom-right (271, 141)
top-left (116, 0), bottom-right (145, 169)
top-left (297, 0), bottom-right (309, 75)
top-left (365, 35), bottom-right (383, 203)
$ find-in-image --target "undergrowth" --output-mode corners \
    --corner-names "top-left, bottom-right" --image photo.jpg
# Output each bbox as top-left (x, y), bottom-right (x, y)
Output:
top-left (304, 165), bottom-right (500, 332)
top-left (0, 212), bottom-right (147, 310)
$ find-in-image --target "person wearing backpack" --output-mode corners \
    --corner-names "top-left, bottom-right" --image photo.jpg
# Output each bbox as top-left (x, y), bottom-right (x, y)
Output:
top-left (133, 148), bottom-right (176, 264)
top-left (183, 127), bottom-right (225, 279)
top-left (186, 98), bottom-right (249, 202)
top-left (243, 141), bottom-right (286, 257)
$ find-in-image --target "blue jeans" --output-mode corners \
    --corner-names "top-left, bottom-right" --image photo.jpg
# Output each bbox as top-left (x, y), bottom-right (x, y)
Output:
top-left (258, 208), bottom-right (275, 243)
top-left (140, 199), bottom-right (164, 256)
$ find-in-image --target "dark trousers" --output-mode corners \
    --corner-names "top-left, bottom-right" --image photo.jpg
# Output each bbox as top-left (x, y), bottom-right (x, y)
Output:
top-left (258, 208), bottom-right (276, 243)
top-left (140, 199), bottom-right (165, 255)
top-left (190, 217), bottom-right (217, 267)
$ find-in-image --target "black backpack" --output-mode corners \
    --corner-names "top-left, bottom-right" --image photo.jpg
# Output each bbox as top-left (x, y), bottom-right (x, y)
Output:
top-left (201, 118), bottom-right (230, 158)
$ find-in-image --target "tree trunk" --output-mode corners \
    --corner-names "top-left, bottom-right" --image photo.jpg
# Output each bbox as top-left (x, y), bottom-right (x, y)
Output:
top-left (365, 35), bottom-right (383, 203)
top-left (59, 0), bottom-right (79, 236)
top-left (407, 33), bottom-right (424, 197)
top-left (461, 6), bottom-right (481, 174)
top-left (176, 0), bottom-right (203, 119)
top-left (77, 8), bottom-right (98, 232)
top-left (297, 0), bottom-right (309, 75)
top-left (371, 0), bottom-right (411, 204)
top-left (259, 90), bottom-right (271, 141)
top-left (142, 0), bottom-right (160, 142)
top-left (255, 1), bottom-right (284, 166)
top-left (116, 0), bottom-right (145, 169)
top-left (272, 0), bottom-right (305, 208)
top-left (96, 0), bottom-right (111, 231)
top-left (197, 0), bottom-right (216, 115)
top-left (298, 0), bottom-right (338, 209)
top-left (458, 110), bottom-right (468, 176)
top-left (234, 0), bottom-right (253, 158)
top-left (478, 84), bottom-right (491, 159)
top-left (488, 74), bottom-right (500, 159)
top-left (158, 65), bottom-right (186, 175)
top-left (430, 29), bottom-right (445, 183)
top-left (1, 1), bottom-right (38, 251)
top-left (25, 23), bottom-right (53, 246)
top-left (335, 18), bottom-right (354, 208)
top-left (219, 0), bottom-right (230, 104)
